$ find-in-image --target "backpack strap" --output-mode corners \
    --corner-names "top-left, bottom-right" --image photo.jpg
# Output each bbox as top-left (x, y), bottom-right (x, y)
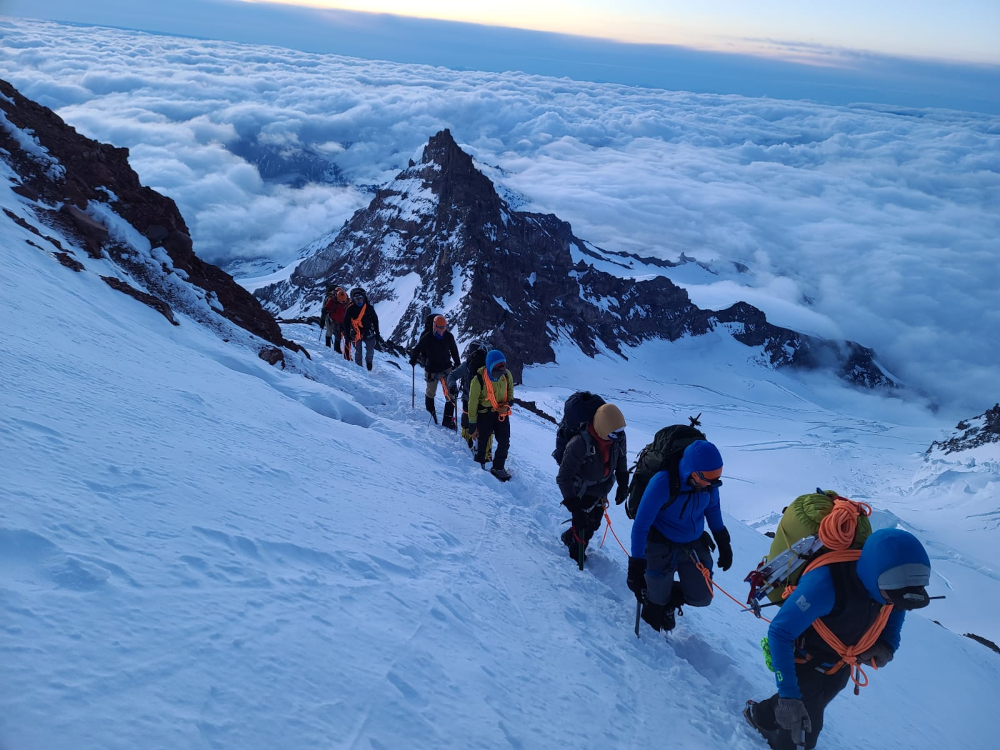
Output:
top-left (788, 549), bottom-right (894, 693)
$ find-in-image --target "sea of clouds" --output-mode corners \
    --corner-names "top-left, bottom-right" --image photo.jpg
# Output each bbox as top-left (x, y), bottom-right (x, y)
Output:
top-left (0, 17), bottom-right (997, 415)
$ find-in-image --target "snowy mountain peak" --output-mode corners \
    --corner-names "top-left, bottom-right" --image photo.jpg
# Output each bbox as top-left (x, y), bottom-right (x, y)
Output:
top-left (928, 403), bottom-right (1000, 455)
top-left (256, 130), bottom-right (895, 389)
top-left (0, 78), bottom-right (299, 361)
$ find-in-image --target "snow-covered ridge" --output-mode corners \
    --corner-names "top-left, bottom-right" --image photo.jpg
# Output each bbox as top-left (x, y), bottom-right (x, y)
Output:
top-left (0, 76), bottom-right (298, 360)
top-left (4, 204), bottom-right (999, 747)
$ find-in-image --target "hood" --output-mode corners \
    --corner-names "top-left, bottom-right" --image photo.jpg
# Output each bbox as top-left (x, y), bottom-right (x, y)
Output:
top-left (678, 441), bottom-right (723, 485)
top-left (592, 404), bottom-right (626, 439)
top-left (485, 350), bottom-right (507, 381)
top-left (856, 529), bottom-right (931, 603)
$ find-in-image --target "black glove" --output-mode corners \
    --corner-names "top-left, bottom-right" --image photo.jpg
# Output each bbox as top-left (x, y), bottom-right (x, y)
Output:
top-left (627, 557), bottom-right (647, 602)
top-left (713, 527), bottom-right (733, 572)
top-left (614, 480), bottom-right (629, 505)
top-left (700, 531), bottom-right (716, 552)
top-left (409, 358), bottom-right (417, 367)
top-left (774, 697), bottom-right (811, 738)
top-left (858, 640), bottom-right (894, 668)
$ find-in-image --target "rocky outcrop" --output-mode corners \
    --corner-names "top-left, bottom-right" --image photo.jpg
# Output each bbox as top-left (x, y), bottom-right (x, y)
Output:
top-left (0, 77), bottom-right (299, 355)
top-left (256, 128), bottom-right (893, 388)
top-left (928, 404), bottom-right (1000, 454)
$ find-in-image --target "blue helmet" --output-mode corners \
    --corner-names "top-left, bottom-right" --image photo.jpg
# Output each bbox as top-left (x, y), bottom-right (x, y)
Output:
top-left (856, 529), bottom-right (931, 608)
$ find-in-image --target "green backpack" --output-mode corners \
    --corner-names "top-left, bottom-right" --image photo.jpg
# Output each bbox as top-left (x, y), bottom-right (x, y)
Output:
top-left (746, 489), bottom-right (873, 609)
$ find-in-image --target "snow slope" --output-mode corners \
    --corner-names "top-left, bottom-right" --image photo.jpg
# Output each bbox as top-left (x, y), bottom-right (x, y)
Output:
top-left (2, 183), bottom-right (998, 748)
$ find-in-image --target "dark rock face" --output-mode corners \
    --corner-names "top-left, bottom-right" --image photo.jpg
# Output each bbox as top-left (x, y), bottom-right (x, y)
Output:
top-left (929, 404), bottom-right (1000, 454)
top-left (0, 78), bottom-right (299, 356)
top-left (256, 128), bottom-right (893, 388)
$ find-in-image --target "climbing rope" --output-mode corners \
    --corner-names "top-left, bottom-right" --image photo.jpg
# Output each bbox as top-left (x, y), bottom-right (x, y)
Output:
top-left (599, 509), bottom-right (630, 556)
top-left (818, 497), bottom-right (872, 551)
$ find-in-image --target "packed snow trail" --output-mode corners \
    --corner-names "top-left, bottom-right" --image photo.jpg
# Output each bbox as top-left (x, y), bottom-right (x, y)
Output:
top-left (3, 192), bottom-right (999, 746)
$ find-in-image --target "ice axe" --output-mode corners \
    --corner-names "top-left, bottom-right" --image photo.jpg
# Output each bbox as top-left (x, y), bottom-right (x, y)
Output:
top-left (411, 364), bottom-right (415, 409)
top-left (791, 719), bottom-right (807, 749)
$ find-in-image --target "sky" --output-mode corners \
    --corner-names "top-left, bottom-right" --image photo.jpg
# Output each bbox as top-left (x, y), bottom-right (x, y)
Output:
top-left (2, 137), bottom-right (999, 747)
top-left (257, 0), bottom-right (1000, 65)
top-left (3, 0), bottom-right (999, 114)
top-left (2, 18), bottom-right (997, 415)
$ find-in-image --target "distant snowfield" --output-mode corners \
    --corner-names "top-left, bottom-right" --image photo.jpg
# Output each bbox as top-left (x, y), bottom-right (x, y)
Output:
top-left (3, 173), bottom-right (998, 748)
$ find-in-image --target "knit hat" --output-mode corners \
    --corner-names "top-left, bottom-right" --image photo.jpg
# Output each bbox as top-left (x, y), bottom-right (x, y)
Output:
top-left (592, 404), bottom-right (626, 439)
top-left (485, 350), bottom-right (507, 381)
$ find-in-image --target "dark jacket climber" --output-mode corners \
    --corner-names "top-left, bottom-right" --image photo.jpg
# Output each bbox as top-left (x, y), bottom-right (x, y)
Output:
top-left (344, 288), bottom-right (380, 371)
top-left (557, 403), bottom-right (628, 563)
top-left (409, 315), bottom-right (461, 428)
top-left (744, 528), bottom-right (931, 750)
top-left (627, 440), bottom-right (733, 633)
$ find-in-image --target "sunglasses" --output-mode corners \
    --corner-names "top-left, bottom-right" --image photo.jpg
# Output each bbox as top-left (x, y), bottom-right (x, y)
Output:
top-left (691, 470), bottom-right (723, 488)
top-left (434, 324), bottom-right (447, 331)
top-left (493, 362), bottom-right (506, 371)
top-left (607, 429), bottom-right (624, 439)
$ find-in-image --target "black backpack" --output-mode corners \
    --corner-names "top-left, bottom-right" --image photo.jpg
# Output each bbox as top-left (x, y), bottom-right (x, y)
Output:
top-left (552, 391), bottom-right (606, 464)
top-left (465, 346), bottom-right (488, 392)
top-left (624, 417), bottom-right (707, 520)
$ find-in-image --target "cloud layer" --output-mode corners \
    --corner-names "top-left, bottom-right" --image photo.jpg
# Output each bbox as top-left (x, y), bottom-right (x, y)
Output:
top-left (1, 18), bottom-right (997, 414)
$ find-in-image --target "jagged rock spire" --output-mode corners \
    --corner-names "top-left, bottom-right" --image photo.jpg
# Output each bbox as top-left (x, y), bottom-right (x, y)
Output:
top-left (257, 129), bottom-right (895, 389)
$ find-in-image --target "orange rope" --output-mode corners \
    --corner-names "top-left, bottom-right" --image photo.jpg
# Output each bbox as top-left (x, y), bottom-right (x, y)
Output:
top-left (818, 497), bottom-right (872, 551)
top-left (482, 372), bottom-right (512, 421)
top-left (351, 303), bottom-right (367, 342)
top-left (811, 604), bottom-right (893, 691)
top-left (600, 510), bottom-right (630, 556)
top-left (688, 551), bottom-right (771, 622)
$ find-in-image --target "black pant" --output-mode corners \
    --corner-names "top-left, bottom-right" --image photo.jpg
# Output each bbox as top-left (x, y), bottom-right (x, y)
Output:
top-left (563, 495), bottom-right (605, 546)
top-left (754, 662), bottom-right (852, 749)
top-left (474, 409), bottom-right (510, 470)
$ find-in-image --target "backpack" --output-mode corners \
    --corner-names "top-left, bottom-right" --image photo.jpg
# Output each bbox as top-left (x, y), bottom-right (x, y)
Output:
top-left (464, 346), bottom-right (488, 394)
top-left (744, 489), bottom-right (873, 615)
top-left (624, 419), bottom-right (706, 520)
top-left (414, 313), bottom-right (440, 368)
top-left (551, 391), bottom-right (606, 464)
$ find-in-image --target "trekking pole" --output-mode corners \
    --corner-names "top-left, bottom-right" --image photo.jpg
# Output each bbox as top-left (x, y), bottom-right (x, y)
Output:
top-left (791, 722), bottom-right (806, 750)
top-left (634, 600), bottom-right (642, 638)
top-left (411, 365), bottom-right (415, 409)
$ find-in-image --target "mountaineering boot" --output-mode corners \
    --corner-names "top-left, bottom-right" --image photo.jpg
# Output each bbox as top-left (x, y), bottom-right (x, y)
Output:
top-left (325, 336), bottom-right (332, 348)
top-left (743, 701), bottom-right (783, 748)
top-left (442, 400), bottom-right (457, 430)
top-left (425, 396), bottom-right (438, 424)
top-left (561, 528), bottom-right (586, 563)
top-left (490, 467), bottom-right (511, 482)
top-left (366, 361), bottom-right (373, 372)
top-left (641, 602), bottom-right (668, 632)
